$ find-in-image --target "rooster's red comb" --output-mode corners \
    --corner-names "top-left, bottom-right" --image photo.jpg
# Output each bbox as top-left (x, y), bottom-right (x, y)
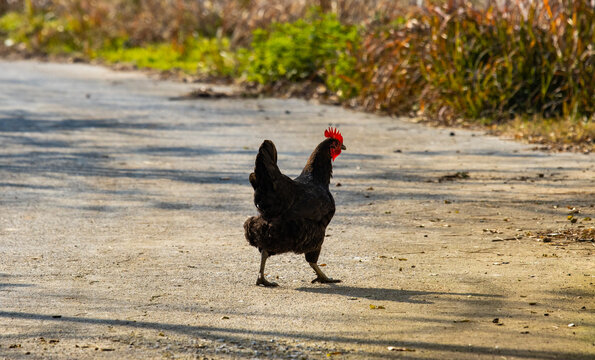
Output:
top-left (324, 127), bottom-right (343, 144)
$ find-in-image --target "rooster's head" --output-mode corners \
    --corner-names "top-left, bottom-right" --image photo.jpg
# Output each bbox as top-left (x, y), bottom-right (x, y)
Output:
top-left (325, 127), bottom-right (346, 161)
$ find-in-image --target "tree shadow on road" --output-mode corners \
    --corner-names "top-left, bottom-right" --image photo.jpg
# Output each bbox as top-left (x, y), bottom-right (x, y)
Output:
top-left (0, 310), bottom-right (590, 360)
top-left (0, 273), bottom-right (33, 289)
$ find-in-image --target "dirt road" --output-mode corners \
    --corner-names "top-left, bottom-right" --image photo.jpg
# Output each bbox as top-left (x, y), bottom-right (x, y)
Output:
top-left (0, 60), bottom-right (593, 359)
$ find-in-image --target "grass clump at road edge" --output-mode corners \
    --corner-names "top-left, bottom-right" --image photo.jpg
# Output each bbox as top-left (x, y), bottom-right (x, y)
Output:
top-left (96, 37), bottom-right (237, 78)
top-left (498, 116), bottom-right (594, 152)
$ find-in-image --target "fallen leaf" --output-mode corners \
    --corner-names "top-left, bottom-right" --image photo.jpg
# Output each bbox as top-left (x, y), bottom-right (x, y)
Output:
top-left (568, 323), bottom-right (576, 327)
top-left (319, 263), bottom-right (327, 267)
top-left (221, 316), bottom-right (229, 320)
top-left (327, 351), bottom-right (343, 356)
top-left (369, 304), bottom-right (385, 310)
top-left (387, 346), bottom-right (415, 352)
top-left (453, 319), bottom-right (470, 323)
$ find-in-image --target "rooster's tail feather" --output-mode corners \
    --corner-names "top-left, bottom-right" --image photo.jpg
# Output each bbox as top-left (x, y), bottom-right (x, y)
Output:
top-left (249, 140), bottom-right (295, 218)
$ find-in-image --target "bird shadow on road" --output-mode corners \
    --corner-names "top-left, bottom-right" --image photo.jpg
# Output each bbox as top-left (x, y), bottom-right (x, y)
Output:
top-left (295, 285), bottom-right (501, 304)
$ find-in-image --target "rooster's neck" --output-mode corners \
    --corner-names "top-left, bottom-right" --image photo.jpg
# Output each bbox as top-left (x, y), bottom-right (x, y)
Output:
top-left (300, 139), bottom-right (333, 186)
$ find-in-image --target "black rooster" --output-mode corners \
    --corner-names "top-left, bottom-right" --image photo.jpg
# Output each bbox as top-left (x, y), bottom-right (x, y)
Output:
top-left (244, 128), bottom-right (346, 286)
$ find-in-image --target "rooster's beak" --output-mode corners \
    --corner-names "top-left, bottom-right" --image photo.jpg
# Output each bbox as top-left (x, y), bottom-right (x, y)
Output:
top-left (341, 144), bottom-right (347, 150)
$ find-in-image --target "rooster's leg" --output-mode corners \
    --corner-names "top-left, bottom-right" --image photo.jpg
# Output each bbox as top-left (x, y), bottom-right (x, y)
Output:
top-left (309, 263), bottom-right (341, 284)
top-left (256, 250), bottom-right (278, 287)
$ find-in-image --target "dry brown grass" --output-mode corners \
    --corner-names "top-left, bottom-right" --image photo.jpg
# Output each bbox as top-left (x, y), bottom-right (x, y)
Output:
top-left (5, 0), bottom-right (408, 47)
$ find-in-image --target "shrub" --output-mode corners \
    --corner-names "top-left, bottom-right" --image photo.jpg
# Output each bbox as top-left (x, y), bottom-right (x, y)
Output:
top-left (354, 16), bottom-right (426, 114)
top-left (354, 0), bottom-right (595, 122)
top-left (242, 9), bottom-right (360, 98)
top-left (421, 0), bottom-right (594, 121)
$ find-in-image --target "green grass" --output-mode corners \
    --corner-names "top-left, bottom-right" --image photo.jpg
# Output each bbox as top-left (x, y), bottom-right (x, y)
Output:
top-left (242, 9), bottom-right (360, 98)
top-left (0, 10), bottom-right (82, 54)
top-left (96, 37), bottom-right (237, 77)
top-left (0, 9), bottom-right (237, 77)
top-left (0, 11), bottom-right (25, 34)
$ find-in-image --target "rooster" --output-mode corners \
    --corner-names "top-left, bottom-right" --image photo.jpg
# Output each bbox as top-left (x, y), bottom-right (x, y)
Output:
top-left (244, 128), bottom-right (346, 287)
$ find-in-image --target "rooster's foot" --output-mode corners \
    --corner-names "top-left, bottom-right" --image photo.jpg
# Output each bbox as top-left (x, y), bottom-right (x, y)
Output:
top-left (256, 277), bottom-right (279, 287)
top-left (309, 262), bottom-right (340, 284)
top-left (256, 250), bottom-right (278, 287)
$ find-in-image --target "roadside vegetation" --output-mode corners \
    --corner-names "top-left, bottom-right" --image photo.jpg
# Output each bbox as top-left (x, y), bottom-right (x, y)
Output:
top-left (0, 0), bottom-right (593, 151)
